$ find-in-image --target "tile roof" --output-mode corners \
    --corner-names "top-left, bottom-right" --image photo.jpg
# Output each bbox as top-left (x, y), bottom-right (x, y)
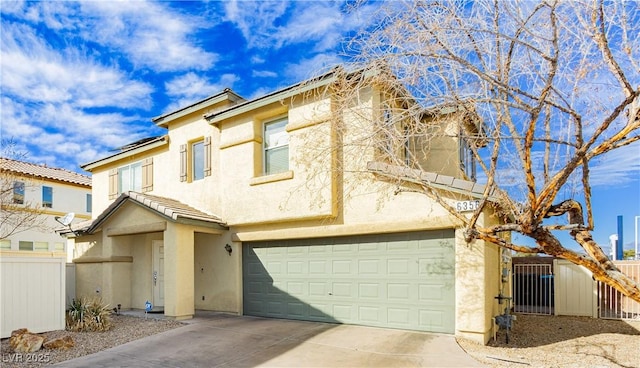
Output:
top-left (73, 192), bottom-right (226, 235)
top-left (366, 161), bottom-right (495, 199)
top-left (1, 157), bottom-right (91, 187)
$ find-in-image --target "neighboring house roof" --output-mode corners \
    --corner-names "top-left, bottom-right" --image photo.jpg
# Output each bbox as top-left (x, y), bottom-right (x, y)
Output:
top-left (74, 192), bottom-right (227, 235)
top-left (1, 157), bottom-right (91, 187)
top-left (81, 135), bottom-right (168, 171)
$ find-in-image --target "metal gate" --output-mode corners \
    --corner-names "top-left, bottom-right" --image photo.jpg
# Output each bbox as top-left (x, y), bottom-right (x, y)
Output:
top-left (513, 263), bottom-right (553, 315)
top-left (599, 262), bottom-right (640, 320)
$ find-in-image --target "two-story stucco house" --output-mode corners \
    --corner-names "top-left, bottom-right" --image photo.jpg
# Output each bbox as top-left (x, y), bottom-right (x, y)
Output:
top-left (72, 69), bottom-right (507, 344)
top-left (0, 158), bottom-right (91, 337)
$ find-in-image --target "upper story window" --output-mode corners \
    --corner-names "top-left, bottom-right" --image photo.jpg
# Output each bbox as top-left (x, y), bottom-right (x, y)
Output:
top-left (86, 193), bottom-right (92, 213)
top-left (13, 181), bottom-right (24, 204)
top-left (42, 186), bottom-right (53, 208)
top-left (108, 158), bottom-right (153, 200)
top-left (118, 162), bottom-right (142, 194)
top-left (180, 137), bottom-right (211, 182)
top-left (192, 140), bottom-right (205, 181)
top-left (459, 136), bottom-right (477, 181)
top-left (263, 118), bottom-right (289, 175)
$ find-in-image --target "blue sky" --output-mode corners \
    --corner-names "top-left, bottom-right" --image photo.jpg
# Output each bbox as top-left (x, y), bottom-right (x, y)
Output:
top-left (1, 1), bottom-right (638, 253)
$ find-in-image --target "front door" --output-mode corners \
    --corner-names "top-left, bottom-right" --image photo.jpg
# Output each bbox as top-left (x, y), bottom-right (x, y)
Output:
top-left (152, 240), bottom-right (165, 308)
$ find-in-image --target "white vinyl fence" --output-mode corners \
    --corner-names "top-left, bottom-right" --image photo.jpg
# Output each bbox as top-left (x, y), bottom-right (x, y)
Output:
top-left (0, 253), bottom-right (66, 338)
top-left (513, 258), bottom-right (640, 320)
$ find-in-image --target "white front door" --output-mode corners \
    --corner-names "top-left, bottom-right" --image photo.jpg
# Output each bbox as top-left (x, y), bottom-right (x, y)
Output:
top-left (152, 240), bottom-right (165, 308)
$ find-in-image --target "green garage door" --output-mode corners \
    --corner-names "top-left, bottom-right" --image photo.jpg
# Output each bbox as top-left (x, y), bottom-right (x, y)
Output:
top-left (243, 230), bottom-right (455, 333)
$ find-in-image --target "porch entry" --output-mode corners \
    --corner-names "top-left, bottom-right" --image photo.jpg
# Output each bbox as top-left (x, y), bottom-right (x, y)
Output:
top-left (152, 240), bottom-right (165, 308)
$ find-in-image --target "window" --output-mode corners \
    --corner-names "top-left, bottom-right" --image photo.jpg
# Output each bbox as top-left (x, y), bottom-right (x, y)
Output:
top-left (459, 136), bottom-right (477, 181)
top-left (192, 140), bottom-right (205, 181)
top-left (19, 241), bottom-right (33, 251)
top-left (118, 162), bottom-right (142, 194)
top-left (263, 118), bottom-right (289, 175)
top-left (0, 240), bottom-right (10, 250)
top-left (180, 137), bottom-right (211, 182)
top-left (13, 181), bottom-right (24, 204)
top-left (54, 242), bottom-right (65, 251)
top-left (34, 241), bottom-right (48, 251)
top-left (42, 186), bottom-right (53, 208)
top-left (86, 194), bottom-right (92, 212)
top-left (109, 158), bottom-right (153, 199)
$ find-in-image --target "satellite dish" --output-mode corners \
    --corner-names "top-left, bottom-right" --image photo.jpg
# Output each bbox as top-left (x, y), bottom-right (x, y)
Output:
top-left (55, 212), bottom-right (75, 226)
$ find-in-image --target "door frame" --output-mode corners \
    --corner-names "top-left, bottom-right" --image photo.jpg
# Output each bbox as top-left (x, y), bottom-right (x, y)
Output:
top-left (152, 240), bottom-right (164, 308)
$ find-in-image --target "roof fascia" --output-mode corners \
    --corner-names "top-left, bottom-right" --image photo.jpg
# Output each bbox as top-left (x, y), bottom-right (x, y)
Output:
top-left (81, 136), bottom-right (168, 172)
top-left (83, 195), bottom-right (227, 234)
top-left (152, 89), bottom-right (245, 127)
top-left (206, 73), bottom-right (338, 124)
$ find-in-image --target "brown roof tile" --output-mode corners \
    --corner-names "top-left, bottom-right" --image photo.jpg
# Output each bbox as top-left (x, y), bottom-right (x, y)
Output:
top-left (1, 157), bottom-right (91, 187)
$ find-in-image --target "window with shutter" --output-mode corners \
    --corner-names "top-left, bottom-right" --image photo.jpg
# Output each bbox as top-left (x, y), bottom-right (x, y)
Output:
top-left (142, 157), bottom-right (153, 192)
top-left (108, 169), bottom-right (118, 199)
top-left (204, 136), bottom-right (212, 177)
top-left (180, 144), bottom-right (187, 182)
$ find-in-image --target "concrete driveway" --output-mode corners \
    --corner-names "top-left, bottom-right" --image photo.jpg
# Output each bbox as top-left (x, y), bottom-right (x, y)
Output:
top-left (54, 312), bottom-right (484, 367)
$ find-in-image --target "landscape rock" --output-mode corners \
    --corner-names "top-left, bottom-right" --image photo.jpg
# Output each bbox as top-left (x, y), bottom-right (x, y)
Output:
top-left (43, 335), bottom-right (75, 350)
top-left (9, 328), bottom-right (45, 353)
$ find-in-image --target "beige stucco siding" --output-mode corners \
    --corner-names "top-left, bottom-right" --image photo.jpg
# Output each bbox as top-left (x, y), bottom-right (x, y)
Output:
top-left (218, 98), bottom-right (335, 225)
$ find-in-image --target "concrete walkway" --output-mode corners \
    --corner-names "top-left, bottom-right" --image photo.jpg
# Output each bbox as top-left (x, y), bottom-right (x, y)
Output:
top-left (55, 312), bottom-right (484, 367)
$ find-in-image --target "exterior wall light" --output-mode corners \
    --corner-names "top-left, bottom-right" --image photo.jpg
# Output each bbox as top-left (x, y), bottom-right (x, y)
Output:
top-left (224, 243), bottom-right (232, 255)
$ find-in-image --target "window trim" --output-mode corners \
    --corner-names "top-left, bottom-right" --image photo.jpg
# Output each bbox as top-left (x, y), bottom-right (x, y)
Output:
top-left (191, 139), bottom-right (205, 181)
top-left (13, 181), bottom-right (25, 204)
top-left (180, 136), bottom-right (211, 182)
top-left (118, 161), bottom-right (143, 194)
top-left (263, 116), bottom-right (289, 176)
top-left (86, 193), bottom-right (92, 213)
top-left (42, 185), bottom-right (53, 208)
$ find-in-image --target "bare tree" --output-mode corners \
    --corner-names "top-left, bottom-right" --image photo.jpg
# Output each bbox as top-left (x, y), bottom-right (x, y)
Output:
top-left (0, 140), bottom-right (47, 240)
top-left (315, 0), bottom-right (640, 301)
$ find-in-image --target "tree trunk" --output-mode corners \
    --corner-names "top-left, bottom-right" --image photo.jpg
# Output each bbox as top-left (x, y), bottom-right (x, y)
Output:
top-left (531, 228), bottom-right (640, 304)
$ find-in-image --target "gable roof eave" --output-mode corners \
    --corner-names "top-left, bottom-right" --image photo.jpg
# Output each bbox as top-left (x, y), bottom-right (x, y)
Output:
top-left (79, 192), bottom-right (228, 235)
top-left (152, 88), bottom-right (246, 128)
top-left (81, 135), bottom-right (169, 172)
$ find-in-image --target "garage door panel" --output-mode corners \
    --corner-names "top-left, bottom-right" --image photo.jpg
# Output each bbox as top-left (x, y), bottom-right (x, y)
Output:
top-left (243, 230), bottom-right (455, 333)
top-left (387, 259), bottom-right (410, 274)
top-left (331, 259), bottom-right (353, 274)
top-left (359, 283), bottom-right (381, 298)
top-left (358, 259), bottom-right (380, 274)
top-left (358, 306), bottom-right (382, 322)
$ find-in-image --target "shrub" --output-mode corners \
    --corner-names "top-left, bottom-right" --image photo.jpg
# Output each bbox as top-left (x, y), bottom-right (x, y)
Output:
top-left (66, 297), bottom-right (112, 332)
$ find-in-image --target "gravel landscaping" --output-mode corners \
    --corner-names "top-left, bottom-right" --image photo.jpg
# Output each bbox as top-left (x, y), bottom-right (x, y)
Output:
top-left (458, 314), bottom-right (640, 368)
top-left (2, 312), bottom-right (638, 367)
top-left (0, 314), bottom-right (185, 367)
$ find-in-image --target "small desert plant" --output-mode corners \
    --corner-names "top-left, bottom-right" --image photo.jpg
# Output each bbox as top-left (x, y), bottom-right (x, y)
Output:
top-left (66, 297), bottom-right (112, 332)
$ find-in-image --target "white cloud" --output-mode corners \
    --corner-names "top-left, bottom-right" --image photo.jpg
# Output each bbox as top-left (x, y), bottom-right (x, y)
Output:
top-left (223, 1), bottom-right (358, 52)
top-left (1, 22), bottom-right (153, 109)
top-left (163, 73), bottom-right (239, 113)
top-left (285, 54), bottom-right (344, 81)
top-left (252, 70), bottom-right (278, 78)
top-left (589, 144), bottom-right (640, 187)
top-left (223, 0), bottom-right (290, 49)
